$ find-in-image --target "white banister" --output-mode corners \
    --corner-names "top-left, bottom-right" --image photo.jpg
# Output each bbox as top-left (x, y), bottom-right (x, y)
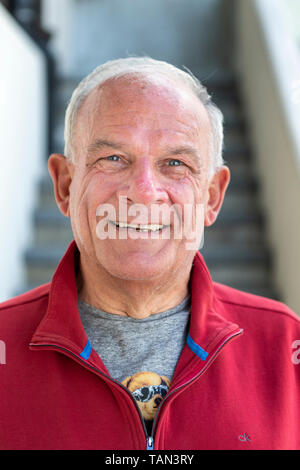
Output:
top-left (0, 4), bottom-right (47, 301)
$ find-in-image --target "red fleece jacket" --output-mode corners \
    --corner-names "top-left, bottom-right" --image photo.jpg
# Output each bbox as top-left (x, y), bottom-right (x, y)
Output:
top-left (0, 240), bottom-right (299, 450)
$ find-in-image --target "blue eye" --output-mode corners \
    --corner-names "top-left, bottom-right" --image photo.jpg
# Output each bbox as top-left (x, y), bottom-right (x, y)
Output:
top-left (106, 155), bottom-right (120, 161)
top-left (168, 159), bottom-right (183, 166)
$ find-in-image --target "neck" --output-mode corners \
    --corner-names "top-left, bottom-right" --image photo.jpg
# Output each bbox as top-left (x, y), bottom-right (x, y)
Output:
top-left (76, 253), bottom-right (193, 320)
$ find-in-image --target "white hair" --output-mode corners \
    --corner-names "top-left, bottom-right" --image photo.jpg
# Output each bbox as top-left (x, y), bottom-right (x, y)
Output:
top-left (64, 57), bottom-right (224, 176)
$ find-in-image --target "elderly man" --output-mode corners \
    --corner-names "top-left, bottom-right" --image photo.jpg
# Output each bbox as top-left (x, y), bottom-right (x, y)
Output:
top-left (1, 57), bottom-right (300, 451)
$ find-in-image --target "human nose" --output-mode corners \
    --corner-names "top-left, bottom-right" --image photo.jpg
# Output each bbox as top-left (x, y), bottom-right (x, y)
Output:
top-left (117, 160), bottom-right (168, 206)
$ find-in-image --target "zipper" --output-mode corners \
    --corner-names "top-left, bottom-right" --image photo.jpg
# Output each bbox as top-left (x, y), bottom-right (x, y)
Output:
top-left (147, 436), bottom-right (154, 450)
top-left (149, 328), bottom-right (243, 444)
top-left (30, 328), bottom-right (242, 450)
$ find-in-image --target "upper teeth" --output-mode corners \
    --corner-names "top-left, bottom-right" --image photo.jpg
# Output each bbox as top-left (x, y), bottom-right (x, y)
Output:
top-left (114, 222), bottom-right (164, 231)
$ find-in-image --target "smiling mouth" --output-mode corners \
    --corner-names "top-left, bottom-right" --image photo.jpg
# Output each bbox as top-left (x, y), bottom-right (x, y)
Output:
top-left (109, 221), bottom-right (170, 232)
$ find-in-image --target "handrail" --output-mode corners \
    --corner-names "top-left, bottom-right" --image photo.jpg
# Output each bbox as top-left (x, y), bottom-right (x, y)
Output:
top-left (3, 0), bottom-right (50, 43)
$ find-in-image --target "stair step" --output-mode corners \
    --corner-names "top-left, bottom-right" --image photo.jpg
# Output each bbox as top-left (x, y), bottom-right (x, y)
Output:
top-left (223, 145), bottom-right (251, 162)
top-left (216, 207), bottom-right (263, 225)
top-left (212, 282), bottom-right (280, 301)
top-left (201, 244), bottom-right (271, 265)
top-left (32, 208), bottom-right (72, 245)
top-left (208, 263), bottom-right (270, 287)
top-left (199, 70), bottom-right (238, 99)
top-left (204, 224), bottom-right (264, 244)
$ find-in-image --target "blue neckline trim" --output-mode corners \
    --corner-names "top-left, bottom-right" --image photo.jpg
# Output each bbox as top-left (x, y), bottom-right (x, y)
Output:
top-left (80, 339), bottom-right (92, 360)
top-left (187, 333), bottom-right (208, 361)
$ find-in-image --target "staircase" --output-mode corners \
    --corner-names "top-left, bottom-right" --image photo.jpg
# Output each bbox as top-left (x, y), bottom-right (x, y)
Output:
top-left (14, 72), bottom-right (280, 300)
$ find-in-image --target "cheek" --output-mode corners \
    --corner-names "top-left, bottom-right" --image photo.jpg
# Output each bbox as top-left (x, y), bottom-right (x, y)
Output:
top-left (88, 174), bottom-right (117, 202)
top-left (166, 175), bottom-right (205, 205)
top-left (166, 177), bottom-right (207, 235)
top-left (70, 173), bottom-right (117, 227)
top-left (89, 174), bottom-right (137, 236)
top-left (79, 171), bottom-right (120, 209)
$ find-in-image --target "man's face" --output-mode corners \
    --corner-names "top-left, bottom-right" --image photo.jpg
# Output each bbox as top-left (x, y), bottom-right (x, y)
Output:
top-left (62, 76), bottom-right (220, 281)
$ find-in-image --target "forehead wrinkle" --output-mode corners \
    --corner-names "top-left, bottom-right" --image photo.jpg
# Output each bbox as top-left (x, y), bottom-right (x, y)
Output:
top-left (74, 79), bottom-right (211, 165)
top-left (85, 114), bottom-right (200, 135)
top-left (78, 83), bottom-right (206, 132)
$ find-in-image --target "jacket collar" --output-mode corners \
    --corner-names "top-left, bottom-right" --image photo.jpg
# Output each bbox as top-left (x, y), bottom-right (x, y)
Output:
top-left (30, 240), bottom-right (87, 357)
top-left (188, 249), bottom-right (241, 358)
top-left (30, 239), bottom-right (241, 365)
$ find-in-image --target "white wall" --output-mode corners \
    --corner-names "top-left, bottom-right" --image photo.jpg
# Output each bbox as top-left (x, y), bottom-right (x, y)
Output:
top-left (236, 0), bottom-right (300, 314)
top-left (0, 5), bottom-right (47, 301)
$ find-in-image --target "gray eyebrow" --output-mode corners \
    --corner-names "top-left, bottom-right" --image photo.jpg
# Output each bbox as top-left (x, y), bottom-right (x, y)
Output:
top-left (163, 145), bottom-right (200, 157)
top-left (87, 139), bottom-right (126, 154)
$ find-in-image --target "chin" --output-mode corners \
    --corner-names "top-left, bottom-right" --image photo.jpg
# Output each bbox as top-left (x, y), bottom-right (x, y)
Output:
top-left (101, 251), bottom-right (173, 281)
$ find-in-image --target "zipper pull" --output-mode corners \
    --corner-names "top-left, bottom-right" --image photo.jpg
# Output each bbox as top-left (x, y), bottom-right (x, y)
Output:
top-left (147, 436), bottom-right (154, 450)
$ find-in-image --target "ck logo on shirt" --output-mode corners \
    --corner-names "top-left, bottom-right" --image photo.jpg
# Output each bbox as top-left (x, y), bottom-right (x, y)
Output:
top-left (238, 433), bottom-right (251, 442)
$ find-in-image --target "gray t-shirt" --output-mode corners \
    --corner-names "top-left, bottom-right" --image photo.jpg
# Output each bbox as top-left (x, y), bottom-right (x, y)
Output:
top-left (77, 295), bottom-right (191, 433)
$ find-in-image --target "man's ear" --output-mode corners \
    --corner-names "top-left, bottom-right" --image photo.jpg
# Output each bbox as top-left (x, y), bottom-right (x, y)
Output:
top-left (204, 166), bottom-right (230, 227)
top-left (48, 153), bottom-right (73, 218)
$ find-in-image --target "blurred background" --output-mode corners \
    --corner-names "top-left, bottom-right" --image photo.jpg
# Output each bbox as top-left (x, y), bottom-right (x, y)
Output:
top-left (0, 0), bottom-right (299, 314)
